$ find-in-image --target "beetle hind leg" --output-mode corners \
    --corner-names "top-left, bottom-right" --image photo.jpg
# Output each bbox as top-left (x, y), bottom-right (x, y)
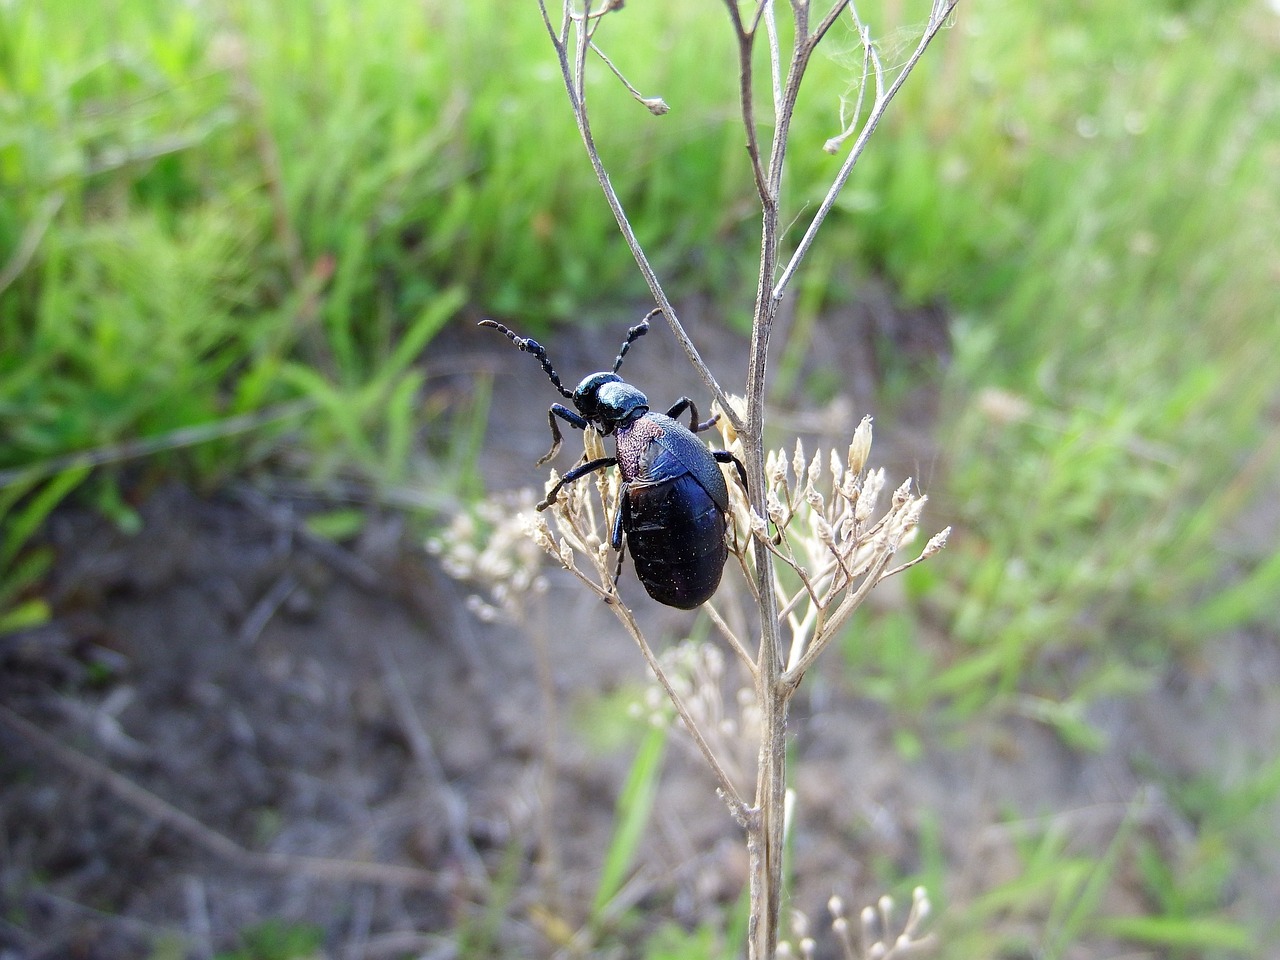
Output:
top-left (714, 450), bottom-right (749, 494)
top-left (666, 397), bottom-right (720, 434)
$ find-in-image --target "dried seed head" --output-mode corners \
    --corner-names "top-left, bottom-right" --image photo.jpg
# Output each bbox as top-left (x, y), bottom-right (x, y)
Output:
top-left (767, 489), bottom-right (787, 523)
top-left (584, 425), bottom-right (607, 462)
top-left (806, 486), bottom-right (825, 513)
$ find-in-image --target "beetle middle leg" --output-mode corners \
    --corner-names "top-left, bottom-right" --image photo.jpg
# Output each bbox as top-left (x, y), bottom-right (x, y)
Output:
top-left (666, 397), bottom-right (719, 434)
top-left (610, 498), bottom-right (628, 594)
top-left (536, 456), bottom-right (617, 511)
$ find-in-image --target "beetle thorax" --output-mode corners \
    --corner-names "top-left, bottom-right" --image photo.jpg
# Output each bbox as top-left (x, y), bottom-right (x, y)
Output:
top-left (613, 415), bottom-right (664, 481)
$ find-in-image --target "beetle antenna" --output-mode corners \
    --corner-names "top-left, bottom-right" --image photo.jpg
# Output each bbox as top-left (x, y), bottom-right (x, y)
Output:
top-left (479, 319), bottom-right (574, 399)
top-left (612, 307), bottom-right (661, 374)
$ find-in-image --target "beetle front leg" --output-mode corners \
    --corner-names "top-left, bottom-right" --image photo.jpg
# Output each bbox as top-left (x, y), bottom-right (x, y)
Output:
top-left (537, 456), bottom-right (617, 511)
top-left (666, 397), bottom-right (719, 434)
top-left (538, 403), bottom-right (591, 465)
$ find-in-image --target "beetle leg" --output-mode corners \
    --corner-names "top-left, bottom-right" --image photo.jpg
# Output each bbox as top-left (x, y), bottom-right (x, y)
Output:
top-left (611, 501), bottom-right (627, 586)
top-left (610, 490), bottom-right (626, 550)
top-left (538, 403), bottom-right (591, 465)
top-left (714, 450), bottom-right (749, 494)
top-left (537, 456), bottom-right (617, 511)
top-left (666, 397), bottom-right (720, 434)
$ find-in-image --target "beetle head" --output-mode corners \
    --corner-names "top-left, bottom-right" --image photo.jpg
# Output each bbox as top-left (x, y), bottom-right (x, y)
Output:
top-left (574, 373), bottom-right (649, 434)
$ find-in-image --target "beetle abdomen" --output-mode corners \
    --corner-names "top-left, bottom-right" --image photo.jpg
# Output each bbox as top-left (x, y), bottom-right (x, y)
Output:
top-left (624, 474), bottom-right (728, 609)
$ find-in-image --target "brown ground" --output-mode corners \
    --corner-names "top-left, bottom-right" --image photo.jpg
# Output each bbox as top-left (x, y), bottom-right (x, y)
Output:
top-left (2, 298), bottom-right (1276, 959)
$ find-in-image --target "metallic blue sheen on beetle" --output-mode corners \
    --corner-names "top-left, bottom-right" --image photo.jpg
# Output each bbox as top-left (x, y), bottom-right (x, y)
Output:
top-left (479, 313), bottom-right (747, 609)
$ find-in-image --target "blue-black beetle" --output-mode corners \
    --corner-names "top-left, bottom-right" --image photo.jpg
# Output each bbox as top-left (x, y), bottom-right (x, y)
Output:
top-left (480, 313), bottom-right (747, 609)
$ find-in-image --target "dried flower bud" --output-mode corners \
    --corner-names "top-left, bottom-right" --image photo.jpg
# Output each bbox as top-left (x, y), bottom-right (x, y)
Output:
top-left (807, 451), bottom-right (823, 487)
top-left (858, 468), bottom-right (886, 520)
top-left (640, 96), bottom-right (669, 116)
top-left (911, 885), bottom-right (931, 921)
top-left (792, 439), bottom-right (806, 488)
top-left (750, 508), bottom-right (769, 538)
top-left (847, 415), bottom-right (873, 476)
top-left (791, 909), bottom-right (810, 939)
top-left (766, 490), bottom-right (786, 524)
top-left (922, 526), bottom-right (951, 558)
top-left (900, 497), bottom-right (926, 535)
top-left (769, 449), bottom-right (788, 489)
top-left (977, 386), bottom-right (1032, 424)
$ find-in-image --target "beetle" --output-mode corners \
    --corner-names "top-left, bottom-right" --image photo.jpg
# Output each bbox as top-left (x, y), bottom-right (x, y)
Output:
top-left (479, 311), bottom-right (747, 609)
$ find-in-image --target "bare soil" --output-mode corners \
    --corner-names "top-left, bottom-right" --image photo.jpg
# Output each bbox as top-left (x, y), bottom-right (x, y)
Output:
top-left (2, 299), bottom-right (1276, 959)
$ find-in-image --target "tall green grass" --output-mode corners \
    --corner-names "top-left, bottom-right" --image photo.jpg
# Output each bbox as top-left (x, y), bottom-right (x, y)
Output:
top-left (917, 0), bottom-right (1277, 698)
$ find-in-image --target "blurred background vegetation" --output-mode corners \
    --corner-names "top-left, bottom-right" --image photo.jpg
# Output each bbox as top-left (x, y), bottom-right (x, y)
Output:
top-left (2, 0), bottom-right (1279, 955)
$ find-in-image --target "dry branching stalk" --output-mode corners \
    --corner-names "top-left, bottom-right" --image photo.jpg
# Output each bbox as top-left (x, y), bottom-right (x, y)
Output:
top-left (466, 1), bottom-right (959, 955)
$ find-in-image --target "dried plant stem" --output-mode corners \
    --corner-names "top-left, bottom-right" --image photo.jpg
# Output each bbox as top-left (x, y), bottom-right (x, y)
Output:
top-left (773, 1), bottom-right (960, 302)
top-left (706, 600), bottom-right (760, 680)
top-left (610, 597), bottom-right (750, 819)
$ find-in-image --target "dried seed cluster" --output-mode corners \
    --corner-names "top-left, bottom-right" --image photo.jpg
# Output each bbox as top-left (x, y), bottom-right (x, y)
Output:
top-left (780, 887), bottom-right (936, 959)
top-left (426, 488), bottom-right (549, 621)
top-left (715, 402), bottom-right (949, 684)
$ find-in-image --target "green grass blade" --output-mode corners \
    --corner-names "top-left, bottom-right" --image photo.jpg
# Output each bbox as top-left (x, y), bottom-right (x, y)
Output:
top-left (592, 721), bottom-right (668, 919)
